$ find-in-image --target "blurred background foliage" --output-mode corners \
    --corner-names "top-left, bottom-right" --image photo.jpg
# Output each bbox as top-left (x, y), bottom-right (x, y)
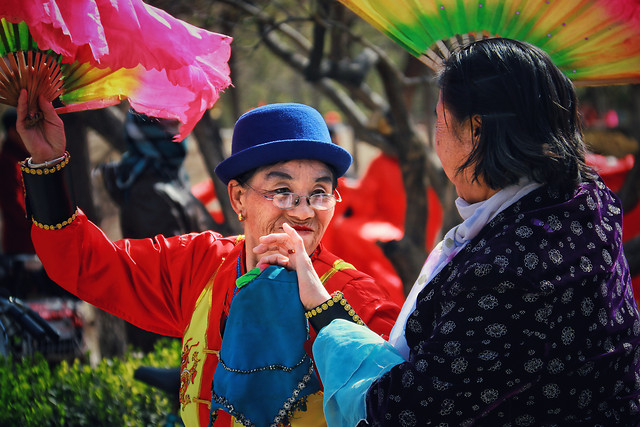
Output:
top-left (0, 338), bottom-right (181, 426)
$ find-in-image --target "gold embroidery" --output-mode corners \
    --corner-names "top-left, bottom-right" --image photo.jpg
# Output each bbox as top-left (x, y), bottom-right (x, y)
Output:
top-left (179, 338), bottom-right (201, 410)
top-left (180, 238), bottom-right (243, 426)
top-left (304, 291), bottom-right (364, 326)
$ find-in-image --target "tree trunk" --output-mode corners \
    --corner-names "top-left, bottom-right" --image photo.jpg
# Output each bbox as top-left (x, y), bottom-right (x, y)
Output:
top-left (374, 57), bottom-right (429, 295)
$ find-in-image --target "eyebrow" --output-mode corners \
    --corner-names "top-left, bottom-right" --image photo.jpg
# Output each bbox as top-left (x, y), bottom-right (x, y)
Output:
top-left (265, 171), bottom-right (292, 180)
top-left (265, 170), bottom-right (333, 184)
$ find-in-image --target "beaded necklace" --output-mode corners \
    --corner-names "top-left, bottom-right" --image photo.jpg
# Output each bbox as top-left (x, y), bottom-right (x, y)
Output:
top-left (233, 251), bottom-right (244, 299)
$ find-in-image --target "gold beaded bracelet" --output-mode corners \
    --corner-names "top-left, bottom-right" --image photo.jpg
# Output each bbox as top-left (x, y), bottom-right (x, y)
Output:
top-left (304, 291), bottom-right (365, 327)
top-left (20, 152), bottom-right (70, 176)
top-left (20, 151), bottom-right (77, 230)
top-left (32, 208), bottom-right (79, 230)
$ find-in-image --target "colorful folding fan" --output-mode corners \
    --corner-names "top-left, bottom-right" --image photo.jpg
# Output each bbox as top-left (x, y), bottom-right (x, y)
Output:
top-left (0, 0), bottom-right (232, 140)
top-left (338, 0), bottom-right (640, 86)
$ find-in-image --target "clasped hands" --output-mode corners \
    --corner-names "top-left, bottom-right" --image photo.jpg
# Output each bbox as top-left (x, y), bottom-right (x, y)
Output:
top-left (253, 223), bottom-right (331, 310)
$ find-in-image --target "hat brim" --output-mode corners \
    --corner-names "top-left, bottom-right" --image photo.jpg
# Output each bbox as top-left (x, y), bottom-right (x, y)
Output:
top-left (215, 139), bottom-right (352, 184)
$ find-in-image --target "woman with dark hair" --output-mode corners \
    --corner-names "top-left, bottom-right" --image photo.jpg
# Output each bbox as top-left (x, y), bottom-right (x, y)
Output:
top-left (257, 38), bottom-right (640, 425)
top-left (14, 93), bottom-right (400, 426)
top-left (438, 38), bottom-right (593, 196)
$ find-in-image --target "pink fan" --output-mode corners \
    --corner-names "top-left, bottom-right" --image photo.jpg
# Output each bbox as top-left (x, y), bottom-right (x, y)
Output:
top-left (0, 0), bottom-right (232, 140)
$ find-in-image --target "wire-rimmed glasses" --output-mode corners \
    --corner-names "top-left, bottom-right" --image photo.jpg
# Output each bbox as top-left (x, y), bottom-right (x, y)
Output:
top-left (244, 183), bottom-right (341, 211)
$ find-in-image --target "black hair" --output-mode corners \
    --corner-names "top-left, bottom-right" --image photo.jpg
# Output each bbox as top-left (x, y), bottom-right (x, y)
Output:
top-left (233, 168), bottom-right (258, 187)
top-left (438, 38), bottom-right (595, 194)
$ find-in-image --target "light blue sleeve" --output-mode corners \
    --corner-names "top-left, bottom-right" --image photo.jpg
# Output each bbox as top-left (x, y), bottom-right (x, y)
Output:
top-left (312, 319), bottom-right (405, 427)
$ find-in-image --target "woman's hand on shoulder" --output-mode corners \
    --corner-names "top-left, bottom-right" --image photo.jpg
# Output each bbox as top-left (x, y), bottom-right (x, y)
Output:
top-left (254, 223), bottom-right (331, 310)
top-left (16, 89), bottom-right (67, 163)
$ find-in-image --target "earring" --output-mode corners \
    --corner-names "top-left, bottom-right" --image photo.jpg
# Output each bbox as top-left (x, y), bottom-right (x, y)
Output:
top-left (238, 212), bottom-right (245, 222)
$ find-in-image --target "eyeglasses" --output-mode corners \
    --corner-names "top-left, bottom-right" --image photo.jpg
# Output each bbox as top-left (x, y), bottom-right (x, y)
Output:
top-left (244, 183), bottom-right (342, 211)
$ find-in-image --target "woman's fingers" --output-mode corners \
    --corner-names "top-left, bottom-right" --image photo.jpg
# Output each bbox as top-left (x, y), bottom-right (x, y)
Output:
top-left (253, 238), bottom-right (292, 258)
top-left (256, 253), bottom-right (291, 271)
top-left (37, 94), bottom-right (66, 153)
top-left (253, 225), bottom-right (331, 308)
top-left (282, 223), bottom-right (306, 253)
top-left (254, 228), bottom-right (298, 270)
top-left (15, 90), bottom-right (29, 134)
top-left (255, 227), bottom-right (300, 257)
top-left (253, 224), bottom-right (308, 272)
top-left (38, 93), bottom-right (57, 117)
top-left (281, 223), bottom-right (331, 308)
top-left (15, 90), bottom-right (66, 162)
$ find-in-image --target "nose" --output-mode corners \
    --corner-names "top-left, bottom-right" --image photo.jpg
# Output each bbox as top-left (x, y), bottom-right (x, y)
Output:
top-left (287, 196), bottom-right (315, 220)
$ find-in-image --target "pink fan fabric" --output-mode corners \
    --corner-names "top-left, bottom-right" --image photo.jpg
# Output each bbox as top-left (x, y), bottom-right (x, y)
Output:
top-left (0, 0), bottom-right (232, 141)
top-left (603, 0), bottom-right (640, 28)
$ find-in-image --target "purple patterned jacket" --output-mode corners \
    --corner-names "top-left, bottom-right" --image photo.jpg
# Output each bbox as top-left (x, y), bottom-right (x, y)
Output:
top-left (364, 179), bottom-right (640, 426)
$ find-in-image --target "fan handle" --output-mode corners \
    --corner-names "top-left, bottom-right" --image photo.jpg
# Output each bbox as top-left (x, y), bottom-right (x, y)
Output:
top-left (0, 50), bottom-right (65, 127)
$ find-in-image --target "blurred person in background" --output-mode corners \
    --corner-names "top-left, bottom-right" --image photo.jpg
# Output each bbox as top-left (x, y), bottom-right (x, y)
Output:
top-left (98, 110), bottom-right (216, 240)
top-left (0, 109), bottom-right (34, 256)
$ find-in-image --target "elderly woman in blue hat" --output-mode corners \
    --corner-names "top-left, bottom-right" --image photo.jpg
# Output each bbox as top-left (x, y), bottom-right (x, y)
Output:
top-left (14, 91), bottom-right (400, 427)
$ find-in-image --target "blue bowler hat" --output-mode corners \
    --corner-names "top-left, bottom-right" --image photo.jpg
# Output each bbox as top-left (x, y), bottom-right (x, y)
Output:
top-left (214, 103), bottom-right (352, 184)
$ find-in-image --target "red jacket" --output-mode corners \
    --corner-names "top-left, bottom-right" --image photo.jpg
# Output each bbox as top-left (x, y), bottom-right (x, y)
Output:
top-left (32, 211), bottom-right (400, 426)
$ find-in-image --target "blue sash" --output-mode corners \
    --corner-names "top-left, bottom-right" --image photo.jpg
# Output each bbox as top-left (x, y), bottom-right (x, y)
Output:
top-left (210, 266), bottom-right (321, 426)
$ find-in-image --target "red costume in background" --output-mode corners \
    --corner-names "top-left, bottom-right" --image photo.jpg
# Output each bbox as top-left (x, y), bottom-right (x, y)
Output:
top-left (32, 211), bottom-right (400, 426)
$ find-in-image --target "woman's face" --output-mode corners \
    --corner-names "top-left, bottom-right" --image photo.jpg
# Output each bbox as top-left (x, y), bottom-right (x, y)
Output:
top-left (435, 91), bottom-right (496, 203)
top-left (231, 159), bottom-right (336, 267)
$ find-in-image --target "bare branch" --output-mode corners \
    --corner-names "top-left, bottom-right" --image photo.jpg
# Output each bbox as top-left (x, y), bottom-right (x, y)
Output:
top-left (218, 0), bottom-right (312, 52)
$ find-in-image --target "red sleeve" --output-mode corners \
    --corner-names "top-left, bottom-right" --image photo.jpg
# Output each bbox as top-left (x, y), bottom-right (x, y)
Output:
top-left (313, 258), bottom-right (399, 342)
top-left (31, 210), bottom-right (234, 336)
top-left (332, 275), bottom-right (399, 341)
top-left (311, 246), bottom-right (400, 340)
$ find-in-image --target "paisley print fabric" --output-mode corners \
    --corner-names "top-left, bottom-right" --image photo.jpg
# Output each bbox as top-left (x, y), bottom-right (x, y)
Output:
top-left (363, 179), bottom-right (640, 426)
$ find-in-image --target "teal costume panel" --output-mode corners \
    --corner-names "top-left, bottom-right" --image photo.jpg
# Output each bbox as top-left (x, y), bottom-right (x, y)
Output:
top-left (210, 266), bottom-right (321, 426)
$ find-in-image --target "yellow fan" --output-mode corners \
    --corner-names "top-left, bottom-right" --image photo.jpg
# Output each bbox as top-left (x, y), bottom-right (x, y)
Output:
top-left (339, 0), bottom-right (640, 85)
